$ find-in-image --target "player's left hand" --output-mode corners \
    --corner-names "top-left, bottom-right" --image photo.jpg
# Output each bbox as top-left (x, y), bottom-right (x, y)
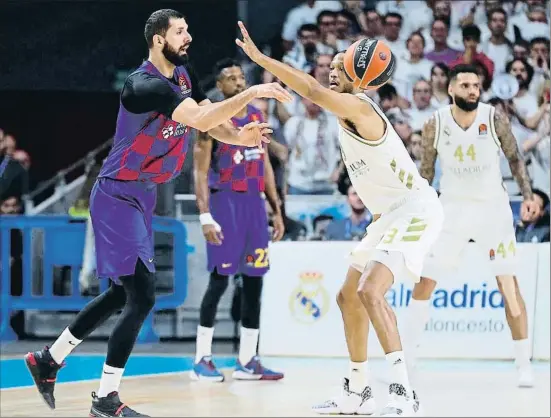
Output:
top-left (521, 197), bottom-right (541, 222)
top-left (236, 21), bottom-right (263, 63)
top-left (272, 213), bottom-right (285, 242)
top-left (238, 121), bottom-right (272, 148)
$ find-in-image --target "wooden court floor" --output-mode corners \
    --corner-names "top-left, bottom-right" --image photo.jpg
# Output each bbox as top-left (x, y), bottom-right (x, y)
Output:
top-left (1, 358), bottom-right (549, 417)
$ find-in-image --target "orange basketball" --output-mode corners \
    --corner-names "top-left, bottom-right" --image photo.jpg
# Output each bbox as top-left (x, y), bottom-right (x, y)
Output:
top-left (343, 38), bottom-right (396, 90)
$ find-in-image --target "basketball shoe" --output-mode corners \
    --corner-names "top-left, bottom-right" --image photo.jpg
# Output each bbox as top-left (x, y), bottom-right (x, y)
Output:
top-left (24, 347), bottom-right (64, 409)
top-left (380, 383), bottom-right (421, 417)
top-left (89, 391), bottom-right (148, 417)
top-left (190, 356), bottom-right (225, 382)
top-left (517, 364), bottom-right (535, 388)
top-left (232, 356), bottom-right (284, 380)
top-left (312, 378), bottom-right (376, 415)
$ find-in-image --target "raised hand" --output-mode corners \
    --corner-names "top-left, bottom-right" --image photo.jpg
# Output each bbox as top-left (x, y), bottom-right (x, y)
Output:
top-left (238, 121), bottom-right (273, 148)
top-left (235, 21), bottom-right (262, 63)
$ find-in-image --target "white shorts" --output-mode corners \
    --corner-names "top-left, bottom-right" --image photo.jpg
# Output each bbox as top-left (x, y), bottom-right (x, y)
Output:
top-left (349, 189), bottom-right (444, 283)
top-left (422, 195), bottom-right (517, 278)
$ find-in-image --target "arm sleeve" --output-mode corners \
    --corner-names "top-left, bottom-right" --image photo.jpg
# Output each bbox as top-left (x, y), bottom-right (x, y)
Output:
top-left (187, 65), bottom-right (208, 103)
top-left (121, 72), bottom-right (185, 118)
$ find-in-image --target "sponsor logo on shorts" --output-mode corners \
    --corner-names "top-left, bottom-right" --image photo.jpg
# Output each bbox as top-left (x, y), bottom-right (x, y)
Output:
top-left (221, 263), bottom-right (232, 268)
top-left (148, 258), bottom-right (154, 263)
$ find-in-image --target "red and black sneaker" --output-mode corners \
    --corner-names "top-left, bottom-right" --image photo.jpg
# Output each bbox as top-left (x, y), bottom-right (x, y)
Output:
top-left (24, 347), bottom-right (64, 409)
top-left (89, 392), bottom-right (149, 417)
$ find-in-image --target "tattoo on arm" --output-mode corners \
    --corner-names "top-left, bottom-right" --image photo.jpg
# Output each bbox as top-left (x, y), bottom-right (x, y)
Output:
top-left (420, 116), bottom-right (438, 185)
top-left (494, 108), bottom-right (533, 200)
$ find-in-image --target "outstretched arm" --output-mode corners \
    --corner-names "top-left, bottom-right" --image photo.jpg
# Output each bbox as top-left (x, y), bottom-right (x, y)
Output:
top-left (236, 22), bottom-right (363, 120)
top-left (419, 115), bottom-right (438, 185)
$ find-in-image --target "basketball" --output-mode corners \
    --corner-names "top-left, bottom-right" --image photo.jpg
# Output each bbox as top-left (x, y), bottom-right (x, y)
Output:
top-left (343, 38), bottom-right (396, 90)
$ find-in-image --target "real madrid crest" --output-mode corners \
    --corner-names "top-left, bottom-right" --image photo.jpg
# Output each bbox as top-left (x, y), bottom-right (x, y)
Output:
top-left (289, 271), bottom-right (330, 324)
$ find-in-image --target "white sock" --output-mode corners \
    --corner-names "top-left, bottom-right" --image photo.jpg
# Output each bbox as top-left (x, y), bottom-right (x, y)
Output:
top-left (195, 326), bottom-right (214, 363)
top-left (348, 360), bottom-right (369, 393)
top-left (405, 299), bottom-right (431, 358)
top-left (97, 364), bottom-right (124, 398)
top-left (386, 351), bottom-right (411, 391)
top-left (239, 327), bottom-right (259, 365)
top-left (49, 328), bottom-right (82, 365)
top-left (514, 339), bottom-right (531, 367)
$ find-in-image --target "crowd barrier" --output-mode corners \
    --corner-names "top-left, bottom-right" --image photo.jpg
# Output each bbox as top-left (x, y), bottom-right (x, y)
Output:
top-left (260, 242), bottom-right (550, 361)
top-left (0, 215), bottom-right (190, 344)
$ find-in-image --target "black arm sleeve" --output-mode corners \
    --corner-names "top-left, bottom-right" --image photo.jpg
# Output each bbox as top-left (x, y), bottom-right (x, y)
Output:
top-left (121, 72), bottom-right (185, 118)
top-left (187, 64), bottom-right (208, 103)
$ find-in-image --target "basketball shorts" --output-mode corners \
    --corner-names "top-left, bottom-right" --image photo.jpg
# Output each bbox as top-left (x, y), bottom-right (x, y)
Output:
top-left (422, 194), bottom-right (517, 278)
top-left (206, 190), bottom-right (270, 277)
top-left (90, 178), bottom-right (157, 283)
top-left (349, 189), bottom-right (444, 283)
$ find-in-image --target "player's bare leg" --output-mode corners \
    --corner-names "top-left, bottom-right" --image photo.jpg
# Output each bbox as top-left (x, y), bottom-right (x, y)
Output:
top-left (496, 274), bottom-right (533, 387)
top-left (312, 267), bottom-right (376, 415)
top-left (357, 261), bottom-right (420, 417)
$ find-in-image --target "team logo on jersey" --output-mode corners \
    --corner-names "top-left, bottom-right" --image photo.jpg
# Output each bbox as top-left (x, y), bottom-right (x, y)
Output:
top-left (289, 272), bottom-right (330, 324)
top-left (478, 124), bottom-right (488, 136)
top-left (174, 123), bottom-right (187, 136)
top-left (233, 150), bottom-right (244, 164)
top-left (162, 125), bottom-right (174, 139)
top-left (178, 74), bottom-right (192, 95)
top-left (444, 127), bottom-right (451, 136)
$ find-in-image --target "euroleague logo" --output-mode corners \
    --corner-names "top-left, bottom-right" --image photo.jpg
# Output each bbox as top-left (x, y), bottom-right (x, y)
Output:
top-left (178, 74), bottom-right (192, 95)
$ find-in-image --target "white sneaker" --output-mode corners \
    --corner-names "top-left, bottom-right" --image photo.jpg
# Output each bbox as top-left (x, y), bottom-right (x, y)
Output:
top-left (312, 378), bottom-right (377, 415)
top-left (380, 384), bottom-right (421, 417)
top-left (517, 365), bottom-right (534, 388)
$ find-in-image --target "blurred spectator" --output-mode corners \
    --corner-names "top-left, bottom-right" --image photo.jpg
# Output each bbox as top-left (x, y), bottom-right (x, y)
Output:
top-left (252, 98), bottom-right (289, 196)
top-left (425, 18), bottom-right (461, 66)
top-left (513, 39), bottom-right (531, 60)
top-left (450, 24), bottom-right (495, 79)
top-left (281, 0), bottom-right (342, 50)
top-left (522, 81), bottom-right (550, 193)
top-left (528, 37), bottom-right (550, 96)
top-left (409, 130), bottom-right (442, 190)
top-left (510, 4), bottom-right (550, 41)
top-left (0, 132), bottom-right (28, 205)
top-left (429, 62), bottom-right (451, 107)
top-left (429, 0), bottom-right (464, 50)
top-left (515, 188), bottom-right (550, 243)
top-left (312, 53), bottom-right (332, 88)
top-left (378, 13), bottom-right (408, 60)
top-left (387, 107), bottom-right (413, 146)
top-left (405, 79), bottom-right (436, 131)
top-left (378, 83), bottom-right (400, 112)
top-left (12, 150), bottom-right (31, 171)
top-left (506, 58), bottom-right (547, 137)
top-left (316, 10), bottom-right (343, 53)
top-left (362, 7), bottom-right (384, 39)
top-left (480, 8), bottom-right (514, 75)
top-left (323, 185), bottom-right (372, 241)
top-left (334, 10), bottom-right (355, 50)
top-left (393, 32), bottom-right (433, 102)
top-left (283, 24), bottom-right (333, 73)
top-left (284, 98), bottom-right (339, 195)
top-left (474, 60), bottom-right (493, 102)
top-left (475, 0), bottom-right (515, 42)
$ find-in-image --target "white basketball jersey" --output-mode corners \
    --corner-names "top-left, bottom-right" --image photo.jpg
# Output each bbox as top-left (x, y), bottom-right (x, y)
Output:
top-left (338, 94), bottom-right (432, 214)
top-left (434, 103), bottom-right (507, 200)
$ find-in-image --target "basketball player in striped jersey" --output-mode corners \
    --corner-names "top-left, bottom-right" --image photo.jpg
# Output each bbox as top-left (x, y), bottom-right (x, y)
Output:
top-left (405, 64), bottom-right (540, 387)
top-left (237, 23), bottom-right (443, 417)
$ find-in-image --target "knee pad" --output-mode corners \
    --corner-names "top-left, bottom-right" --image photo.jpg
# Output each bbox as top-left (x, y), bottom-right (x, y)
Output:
top-left (241, 275), bottom-right (263, 329)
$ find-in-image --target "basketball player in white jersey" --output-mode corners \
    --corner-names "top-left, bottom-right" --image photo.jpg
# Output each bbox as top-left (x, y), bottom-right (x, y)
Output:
top-left (237, 22), bottom-right (442, 416)
top-left (404, 64), bottom-right (540, 387)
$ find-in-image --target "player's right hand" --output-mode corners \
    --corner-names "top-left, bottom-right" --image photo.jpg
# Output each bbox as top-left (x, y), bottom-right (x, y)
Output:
top-left (252, 83), bottom-right (293, 103)
top-left (203, 224), bottom-right (224, 245)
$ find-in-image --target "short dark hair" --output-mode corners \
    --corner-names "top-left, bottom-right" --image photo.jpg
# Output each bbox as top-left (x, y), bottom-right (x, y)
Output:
top-left (317, 10), bottom-right (337, 24)
top-left (298, 23), bottom-right (320, 37)
top-left (432, 17), bottom-right (451, 29)
top-left (384, 12), bottom-right (403, 23)
top-left (213, 58), bottom-right (242, 80)
top-left (144, 9), bottom-right (184, 48)
top-left (533, 189), bottom-right (550, 211)
top-left (530, 37), bottom-right (550, 50)
top-left (462, 24), bottom-right (481, 42)
top-left (487, 7), bottom-right (508, 22)
top-left (449, 64), bottom-right (479, 81)
top-left (378, 83), bottom-right (397, 100)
